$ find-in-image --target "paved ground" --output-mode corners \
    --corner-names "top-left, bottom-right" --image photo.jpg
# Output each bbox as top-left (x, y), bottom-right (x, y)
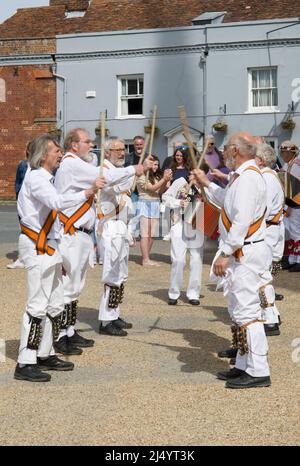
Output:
top-left (0, 208), bottom-right (299, 445)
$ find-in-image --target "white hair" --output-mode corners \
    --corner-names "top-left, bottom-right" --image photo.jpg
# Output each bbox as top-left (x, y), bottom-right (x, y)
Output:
top-left (256, 143), bottom-right (276, 168)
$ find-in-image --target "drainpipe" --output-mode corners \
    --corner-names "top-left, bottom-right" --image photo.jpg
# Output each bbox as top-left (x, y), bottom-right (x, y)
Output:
top-left (51, 64), bottom-right (67, 138)
top-left (200, 27), bottom-right (209, 143)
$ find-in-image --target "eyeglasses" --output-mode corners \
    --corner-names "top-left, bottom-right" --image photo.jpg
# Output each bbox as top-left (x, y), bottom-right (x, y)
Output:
top-left (208, 142), bottom-right (215, 146)
top-left (223, 144), bottom-right (237, 151)
top-left (175, 146), bottom-right (188, 151)
top-left (109, 148), bottom-right (125, 152)
top-left (79, 139), bottom-right (93, 144)
top-left (280, 146), bottom-right (294, 151)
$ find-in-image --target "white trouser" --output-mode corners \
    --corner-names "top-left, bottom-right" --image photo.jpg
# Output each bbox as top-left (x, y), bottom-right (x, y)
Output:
top-left (168, 221), bottom-right (203, 300)
top-left (225, 242), bottom-right (272, 377)
top-left (98, 220), bottom-right (129, 322)
top-left (58, 230), bottom-right (94, 338)
top-left (261, 283), bottom-right (280, 324)
top-left (284, 208), bottom-right (300, 264)
top-left (17, 235), bottom-right (64, 364)
top-left (262, 223), bottom-right (283, 324)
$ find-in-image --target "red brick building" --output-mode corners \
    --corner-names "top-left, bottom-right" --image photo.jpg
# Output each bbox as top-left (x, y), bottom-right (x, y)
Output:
top-left (1, 0), bottom-right (299, 198)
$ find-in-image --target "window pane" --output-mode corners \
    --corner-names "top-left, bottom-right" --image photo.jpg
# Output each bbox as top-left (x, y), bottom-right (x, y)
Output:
top-left (259, 89), bottom-right (271, 106)
top-left (252, 90), bottom-right (259, 107)
top-left (252, 70), bottom-right (258, 88)
top-left (127, 79), bottom-right (138, 95)
top-left (271, 69), bottom-right (277, 87)
top-left (121, 98), bottom-right (128, 115)
top-left (121, 79), bottom-right (127, 96)
top-left (139, 79), bottom-right (144, 95)
top-left (259, 70), bottom-right (270, 88)
top-left (128, 98), bottom-right (143, 114)
top-left (272, 89), bottom-right (278, 106)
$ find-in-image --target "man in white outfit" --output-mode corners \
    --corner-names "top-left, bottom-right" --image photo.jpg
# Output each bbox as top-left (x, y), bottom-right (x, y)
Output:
top-left (255, 144), bottom-right (285, 337)
top-left (193, 133), bottom-right (272, 389)
top-left (15, 134), bottom-right (102, 382)
top-left (162, 177), bottom-right (204, 305)
top-left (55, 130), bottom-right (149, 348)
top-left (98, 138), bottom-right (152, 336)
top-left (280, 141), bottom-right (300, 272)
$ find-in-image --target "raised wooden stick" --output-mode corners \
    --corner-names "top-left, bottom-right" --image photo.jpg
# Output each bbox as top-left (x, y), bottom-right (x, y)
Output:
top-left (96, 111), bottom-right (106, 236)
top-left (145, 105), bottom-right (157, 181)
top-left (131, 133), bottom-right (150, 193)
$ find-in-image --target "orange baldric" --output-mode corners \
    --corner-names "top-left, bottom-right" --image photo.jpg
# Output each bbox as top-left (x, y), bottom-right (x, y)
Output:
top-left (267, 207), bottom-right (284, 227)
top-left (221, 166), bottom-right (265, 259)
top-left (20, 210), bottom-right (58, 256)
top-left (59, 195), bottom-right (94, 235)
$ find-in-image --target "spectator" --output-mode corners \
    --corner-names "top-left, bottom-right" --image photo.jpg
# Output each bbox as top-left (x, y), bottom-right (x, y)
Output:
top-left (136, 156), bottom-right (172, 266)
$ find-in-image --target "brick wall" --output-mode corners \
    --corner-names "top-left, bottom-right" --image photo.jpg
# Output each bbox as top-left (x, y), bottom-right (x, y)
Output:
top-left (0, 64), bottom-right (56, 199)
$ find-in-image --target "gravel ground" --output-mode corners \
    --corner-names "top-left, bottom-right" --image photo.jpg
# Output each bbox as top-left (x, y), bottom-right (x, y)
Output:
top-left (0, 239), bottom-right (299, 446)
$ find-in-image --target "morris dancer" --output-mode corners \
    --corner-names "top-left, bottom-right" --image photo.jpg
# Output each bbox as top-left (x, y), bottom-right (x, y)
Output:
top-left (193, 133), bottom-right (272, 389)
top-left (255, 143), bottom-right (285, 336)
top-left (14, 134), bottom-right (102, 382)
top-left (98, 138), bottom-right (153, 336)
top-left (162, 175), bottom-right (204, 306)
top-left (54, 129), bottom-right (147, 353)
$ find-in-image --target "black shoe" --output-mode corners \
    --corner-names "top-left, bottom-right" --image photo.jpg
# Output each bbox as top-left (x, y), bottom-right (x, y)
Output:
top-left (264, 323), bottom-right (280, 336)
top-left (37, 356), bottom-right (74, 371)
top-left (113, 317), bottom-right (133, 329)
top-left (282, 262), bottom-right (295, 270)
top-left (68, 331), bottom-right (94, 348)
top-left (288, 263), bottom-right (300, 272)
top-left (217, 368), bottom-right (245, 381)
top-left (168, 298), bottom-right (178, 305)
top-left (99, 322), bottom-right (127, 336)
top-left (54, 335), bottom-right (83, 355)
top-left (275, 293), bottom-right (284, 301)
top-left (188, 299), bottom-right (200, 306)
top-left (14, 364), bottom-right (51, 382)
top-left (217, 348), bottom-right (238, 359)
top-left (226, 372), bottom-right (271, 389)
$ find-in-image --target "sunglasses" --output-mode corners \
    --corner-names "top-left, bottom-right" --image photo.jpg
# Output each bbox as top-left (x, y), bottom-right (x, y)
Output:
top-left (175, 146), bottom-right (188, 151)
top-left (280, 146), bottom-right (294, 151)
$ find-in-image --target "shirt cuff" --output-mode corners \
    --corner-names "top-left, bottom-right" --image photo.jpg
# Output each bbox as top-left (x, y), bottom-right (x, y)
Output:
top-left (220, 243), bottom-right (235, 256)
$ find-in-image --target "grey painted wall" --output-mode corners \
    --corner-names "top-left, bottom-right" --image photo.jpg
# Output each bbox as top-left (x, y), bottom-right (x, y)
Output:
top-left (55, 18), bottom-right (300, 159)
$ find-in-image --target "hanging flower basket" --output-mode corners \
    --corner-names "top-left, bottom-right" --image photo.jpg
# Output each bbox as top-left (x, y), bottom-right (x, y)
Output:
top-left (95, 126), bottom-right (109, 136)
top-left (48, 126), bottom-right (62, 138)
top-left (144, 125), bottom-right (158, 135)
top-left (281, 119), bottom-right (296, 130)
top-left (212, 122), bottom-right (228, 132)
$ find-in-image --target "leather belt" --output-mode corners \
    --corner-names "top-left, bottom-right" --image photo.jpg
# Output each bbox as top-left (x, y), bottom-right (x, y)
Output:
top-left (244, 239), bottom-right (264, 245)
top-left (77, 227), bottom-right (93, 235)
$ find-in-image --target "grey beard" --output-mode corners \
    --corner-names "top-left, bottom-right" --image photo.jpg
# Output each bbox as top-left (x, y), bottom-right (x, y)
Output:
top-left (225, 156), bottom-right (235, 171)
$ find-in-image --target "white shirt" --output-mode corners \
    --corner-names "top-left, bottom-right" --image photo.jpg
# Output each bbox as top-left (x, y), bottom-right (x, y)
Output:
top-left (54, 152), bottom-right (135, 230)
top-left (18, 167), bottom-right (87, 237)
top-left (99, 159), bottom-right (135, 224)
top-left (261, 168), bottom-right (284, 221)
top-left (205, 159), bottom-right (267, 256)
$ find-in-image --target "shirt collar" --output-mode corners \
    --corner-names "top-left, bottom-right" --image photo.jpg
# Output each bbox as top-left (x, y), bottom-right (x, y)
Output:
top-left (234, 159), bottom-right (259, 176)
top-left (39, 167), bottom-right (54, 183)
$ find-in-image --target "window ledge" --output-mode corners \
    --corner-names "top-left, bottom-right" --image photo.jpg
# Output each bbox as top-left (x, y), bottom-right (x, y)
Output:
top-left (116, 115), bottom-right (146, 120)
top-left (245, 108), bottom-right (280, 114)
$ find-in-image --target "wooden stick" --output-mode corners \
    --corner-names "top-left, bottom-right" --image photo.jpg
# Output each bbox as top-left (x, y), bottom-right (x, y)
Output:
top-left (96, 112), bottom-right (106, 236)
top-left (99, 111), bottom-right (106, 176)
top-left (145, 105), bottom-right (157, 181)
top-left (131, 134), bottom-right (150, 193)
top-left (178, 106), bottom-right (208, 201)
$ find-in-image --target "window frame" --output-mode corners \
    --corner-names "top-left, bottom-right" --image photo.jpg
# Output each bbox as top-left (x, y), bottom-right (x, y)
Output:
top-left (248, 67), bottom-right (279, 113)
top-left (117, 74), bottom-right (145, 119)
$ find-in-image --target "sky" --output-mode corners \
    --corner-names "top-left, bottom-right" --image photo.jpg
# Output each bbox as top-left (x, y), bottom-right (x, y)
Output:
top-left (0, 0), bottom-right (49, 24)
